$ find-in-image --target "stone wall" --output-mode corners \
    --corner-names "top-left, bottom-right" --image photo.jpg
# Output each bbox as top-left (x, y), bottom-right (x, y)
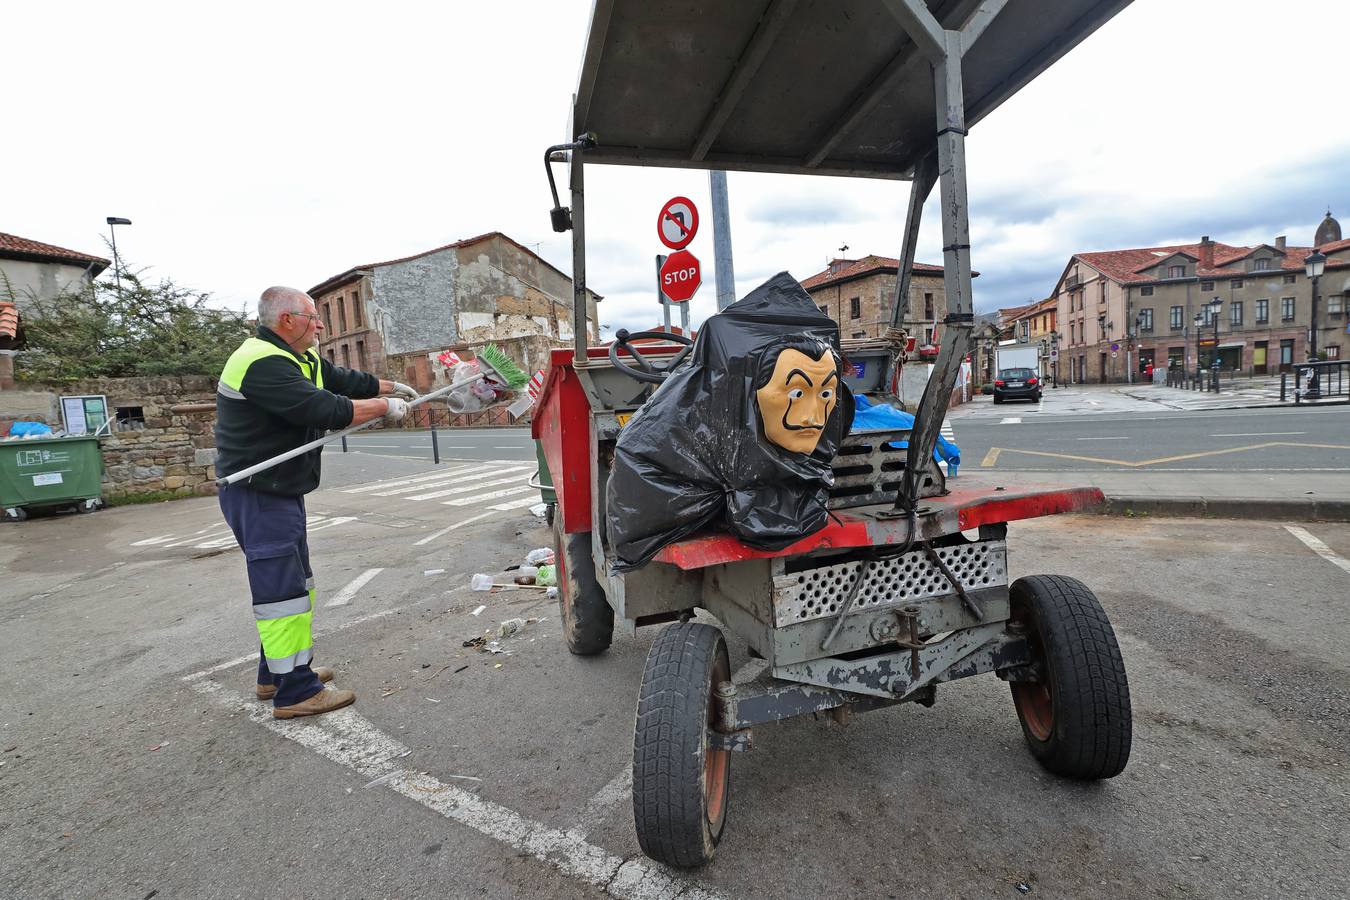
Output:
top-left (1, 375), bottom-right (220, 498)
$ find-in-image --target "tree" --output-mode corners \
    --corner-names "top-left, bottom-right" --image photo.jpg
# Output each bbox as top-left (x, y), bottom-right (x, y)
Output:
top-left (6, 266), bottom-right (252, 382)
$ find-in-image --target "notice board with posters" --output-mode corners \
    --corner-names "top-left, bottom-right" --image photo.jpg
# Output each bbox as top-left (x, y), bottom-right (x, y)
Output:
top-left (60, 395), bottom-right (110, 436)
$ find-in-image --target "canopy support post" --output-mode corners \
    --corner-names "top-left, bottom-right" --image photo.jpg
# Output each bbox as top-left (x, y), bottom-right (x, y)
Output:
top-left (570, 146), bottom-right (589, 366)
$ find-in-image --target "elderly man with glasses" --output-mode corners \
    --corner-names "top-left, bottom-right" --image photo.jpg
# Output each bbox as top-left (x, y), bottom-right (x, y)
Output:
top-left (214, 286), bottom-right (419, 718)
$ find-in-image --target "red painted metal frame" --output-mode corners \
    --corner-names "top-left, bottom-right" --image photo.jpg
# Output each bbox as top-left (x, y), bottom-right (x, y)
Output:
top-left (652, 484), bottom-right (1105, 570)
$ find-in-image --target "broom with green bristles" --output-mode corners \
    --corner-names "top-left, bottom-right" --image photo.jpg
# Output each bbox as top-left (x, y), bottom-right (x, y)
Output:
top-left (215, 343), bottom-right (529, 488)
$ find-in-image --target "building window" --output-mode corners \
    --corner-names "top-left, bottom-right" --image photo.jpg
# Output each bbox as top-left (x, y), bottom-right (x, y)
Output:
top-left (1229, 301), bottom-right (1243, 326)
top-left (1283, 274), bottom-right (1296, 284)
top-left (1256, 298), bottom-right (1269, 324)
top-left (1281, 297), bottom-right (1295, 321)
top-left (340, 343), bottom-right (351, 366)
top-left (1328, 294), bottom-right (1344, 315)
top-left (923, 293), bottom-right (934, 319)
top-left (1253, 258), bottom-right (1271, 271)
top-left (924, 327), bottom-right (934, 344)
top-left (351, 292), bottom-right (363, 328)
top-left (1280, 339), bottom-right (1294, 366)
top-left (322, 303), bottom-right (333, 332)
top-left (326, 349), bottom-right (336, 364)
top-left (1169, 306), bottom-right (1183, 329)
top-left (1231, 279), bottom-right (1244, 289)
top-left (1201, 281), bottom-right (1214, 291)
top-left (1167, 265), bottom-right (1185, 279)
top-left (1326, 345), bottom-right (1340, 359)
top-left (1138, 308), bottom-right (1153, 332)
top-left (356, 340), bottom-right (367, 370)
top-left (851, 331), bottom-right (867, 339)
top-left (1140, 286), bottom-right (1154, 296)
top-left (849, 296), bottom-right (861, 319)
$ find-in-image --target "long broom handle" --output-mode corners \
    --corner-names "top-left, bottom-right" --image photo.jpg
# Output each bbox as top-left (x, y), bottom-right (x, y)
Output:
top-left (215, 372), bottom-right (487, 488)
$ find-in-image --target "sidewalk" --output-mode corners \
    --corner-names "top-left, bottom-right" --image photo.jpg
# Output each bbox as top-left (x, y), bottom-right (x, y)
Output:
top-left (958, 469), bottom-right (1350, 521)
top-left (1115, 377), bottom-right (1347, 411)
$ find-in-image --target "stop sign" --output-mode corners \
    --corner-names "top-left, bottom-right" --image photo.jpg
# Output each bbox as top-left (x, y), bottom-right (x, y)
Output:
top-left (659, 250), bottom-right (701, 303)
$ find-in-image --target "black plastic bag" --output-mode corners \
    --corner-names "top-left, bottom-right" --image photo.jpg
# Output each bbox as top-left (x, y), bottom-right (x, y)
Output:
top-left (606, 272), bottom-right (855, 571)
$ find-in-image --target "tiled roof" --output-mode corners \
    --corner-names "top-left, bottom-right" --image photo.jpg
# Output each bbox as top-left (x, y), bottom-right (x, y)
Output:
top-left (799, 255), bottom-right (947, 291)
top-left (308, 231), bottom-right (598, 299)
top-left (0, 300), bottom-right (18, 340)
top-left (0, 232), bottom-right (110, 273)
top-left (1071, 240), bottom-right (1343, 285)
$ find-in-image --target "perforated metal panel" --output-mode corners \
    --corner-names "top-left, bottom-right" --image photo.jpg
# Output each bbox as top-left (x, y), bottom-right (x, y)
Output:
top-left (772, 541), bottom-right (1007, 627)
top-left (827, 428), bottom-right (945, 509)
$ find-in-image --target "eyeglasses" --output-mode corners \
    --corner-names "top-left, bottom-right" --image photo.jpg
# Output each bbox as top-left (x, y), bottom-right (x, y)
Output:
top-left (289, 312), bottom-right (322, 325)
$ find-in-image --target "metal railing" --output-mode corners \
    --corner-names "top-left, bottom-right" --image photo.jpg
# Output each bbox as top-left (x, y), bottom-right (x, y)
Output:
top-left (1282, 360), bottom-right (1350, 404)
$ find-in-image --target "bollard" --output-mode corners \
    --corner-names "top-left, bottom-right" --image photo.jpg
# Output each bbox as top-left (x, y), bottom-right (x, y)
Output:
top-left (1280, 372), bottom-right (1287, 402)
top-left (341, 434), bottom-right (348, 453)
top-left (431, 423), bottom-right (440, 465)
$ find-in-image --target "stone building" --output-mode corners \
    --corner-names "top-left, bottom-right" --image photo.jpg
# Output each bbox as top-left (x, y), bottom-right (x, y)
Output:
top-left (799, 255), bottom-right (951, 344)
top-left (0, 232), bottom-right (110, 389)
top-left (1049, 211), bottom-right (1350, 383)
top-left (307, 232), bottom-right (601, 388)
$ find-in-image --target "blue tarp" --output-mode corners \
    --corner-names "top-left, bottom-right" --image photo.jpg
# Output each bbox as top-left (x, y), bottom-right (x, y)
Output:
top-left (8, 422), bottom-right (53, 437)
top-left (850, 395), bottom-right (960, 476)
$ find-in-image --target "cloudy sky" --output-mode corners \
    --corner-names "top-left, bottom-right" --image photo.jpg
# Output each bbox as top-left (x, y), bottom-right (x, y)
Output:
top-left (9, 0), bottom-right (1349, 335)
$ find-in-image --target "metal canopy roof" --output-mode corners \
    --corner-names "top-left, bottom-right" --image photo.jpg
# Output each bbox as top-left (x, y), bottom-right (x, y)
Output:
top-left (572, 0), bottom-right (1132, 180)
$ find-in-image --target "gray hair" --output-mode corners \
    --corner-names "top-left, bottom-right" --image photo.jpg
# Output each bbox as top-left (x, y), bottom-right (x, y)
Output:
top-left (257, 286), bottom-right (312, 328)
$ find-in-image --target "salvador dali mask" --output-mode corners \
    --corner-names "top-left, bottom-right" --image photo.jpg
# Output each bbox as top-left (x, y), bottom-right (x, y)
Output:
top-left (755, 346), bottom-right (839, 455)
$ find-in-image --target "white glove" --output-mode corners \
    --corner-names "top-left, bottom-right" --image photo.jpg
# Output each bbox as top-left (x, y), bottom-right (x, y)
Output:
top-left (383, 397), bottom-right (409, 423)
top-left (391, 381), bottom-right (419, 401)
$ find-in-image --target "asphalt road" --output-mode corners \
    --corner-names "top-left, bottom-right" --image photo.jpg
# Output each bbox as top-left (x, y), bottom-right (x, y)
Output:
top-left (337, 427), bottom-right (537, 463)
top-left (3, 449), bottom-right (1349, 899)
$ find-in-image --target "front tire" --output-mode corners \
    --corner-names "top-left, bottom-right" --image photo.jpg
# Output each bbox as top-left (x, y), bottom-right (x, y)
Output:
top-left (1009, 575), bottom-right (1132, 779)
top-left (554, 518), bottom-right (613, 655)
top-left (633, 622), bottom-right (731, 868)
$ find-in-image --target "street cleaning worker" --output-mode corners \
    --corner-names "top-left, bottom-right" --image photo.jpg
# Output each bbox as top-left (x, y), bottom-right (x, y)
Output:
top-left (214, 286), bottom-right (417, 718)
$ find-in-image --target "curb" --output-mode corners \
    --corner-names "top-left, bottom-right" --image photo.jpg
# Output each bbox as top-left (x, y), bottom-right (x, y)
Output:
top-left (1097, 496), bottom-right (1350, 523)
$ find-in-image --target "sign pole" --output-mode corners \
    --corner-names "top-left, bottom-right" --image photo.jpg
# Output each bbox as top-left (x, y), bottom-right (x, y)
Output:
top-left (709, 170), bottom-right (736, 310)
top-left (656, 254), bottom-right (670, 332)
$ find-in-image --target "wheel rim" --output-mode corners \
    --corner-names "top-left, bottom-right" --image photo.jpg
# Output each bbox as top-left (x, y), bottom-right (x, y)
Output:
top-left (1011, 608), bottom-right (1054, 741)
top-left (704, 655), bottom-right (731, 828)
top-left (1013, 679), bottom-right (1054, 741)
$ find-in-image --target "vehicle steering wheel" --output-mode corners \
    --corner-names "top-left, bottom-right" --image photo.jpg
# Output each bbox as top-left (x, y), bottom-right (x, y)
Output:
top-left (607, 328), bottom-right (695, 384)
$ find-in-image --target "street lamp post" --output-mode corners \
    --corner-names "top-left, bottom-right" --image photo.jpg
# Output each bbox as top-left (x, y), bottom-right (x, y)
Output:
top-left (1050, 331), bottom-right (1060, 387)
top-left (1304, 250), bottom-right (1326, 398)
top-left (1193, 312), bottom-right (1203, 388)
top-left (105, 216), bottom-right (132, 291)
top-left (1208, 297), bottom-right (1222, 392)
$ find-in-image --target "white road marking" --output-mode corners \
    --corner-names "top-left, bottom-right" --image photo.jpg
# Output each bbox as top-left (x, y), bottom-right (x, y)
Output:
top-left (493, 446), bottom-right (523, 450)
top-left (1210, 432), bottom-right (1307, 437)
top-left (1284, 526), bottom-right (1350, 576)
top-left (405, 470), bottom-right (534, 501)
top-left (374, 467), bottom-right (525, 498)
top-left (1075, 436), bottom-right (1129, 440)
top-left (324, 567), bottom-right (385, 607)
top-left (185, 681), bottom-right (725, 900)
top-left (343, 465), bottom-right (478, 493)
top-left (181, 604), bottom-right (409, 681)
top-left (443, 485), bottom-right (536, 506)
top-left (488, 496), bottom-right (542, 511)
top-left (412, 511), bottom-right (497, 546)
top-left (999, 417), bottom-right (1022, 424)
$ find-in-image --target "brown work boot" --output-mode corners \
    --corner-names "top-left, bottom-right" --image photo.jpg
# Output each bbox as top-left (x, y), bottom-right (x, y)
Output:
top-left (255, 666), bottom-right (334, 701)
top-left (272, 687), bottom-right (356, 720)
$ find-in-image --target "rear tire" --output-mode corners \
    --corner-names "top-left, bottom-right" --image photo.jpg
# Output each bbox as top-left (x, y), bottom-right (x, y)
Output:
top-left (554, 518), bottom-right (613, 655)
top-left (633, 622), bottom-right (731, 868)
top-left (993, 395), bottom-right (1003, 404)
top-left (1009, 575), bottom-right (1132, 779)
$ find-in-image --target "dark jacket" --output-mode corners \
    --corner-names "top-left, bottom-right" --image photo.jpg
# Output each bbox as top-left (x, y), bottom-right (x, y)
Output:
top-left (214, 327), bottom-right (380, 495)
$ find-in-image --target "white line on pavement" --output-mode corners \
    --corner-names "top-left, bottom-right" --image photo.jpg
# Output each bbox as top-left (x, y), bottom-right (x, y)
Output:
top-left (325, 568), bottom-right (385, 607)
top-left (999, 417), bottom-right (1022, 424)
top-left (489, 496), bottom-right (543, 511)
top-left (405, 470), bottom-right (534, 501)
top-left (1284, 526), bottom-right (1350, 576)
top-left (1210, 432), bottom-right (1307, 437)
top-left (342, 465), bottom-right (479, 493)
top-left (185, 681), bottom-right (725, 900)
top-left (412, 511), bottom-right (497, 546)
top-left (378, 468), bottom-right (527, 498)
top-left (181, 605), bottom-right (409, 681)
top-left (444, 485), bottom-right (535, 506)
top-left (1075, 436), bottom-right (1128, 440)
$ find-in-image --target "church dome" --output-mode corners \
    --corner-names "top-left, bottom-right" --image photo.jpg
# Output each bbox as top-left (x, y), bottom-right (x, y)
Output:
top-left (1314, 208), bottom-right (1341, 248)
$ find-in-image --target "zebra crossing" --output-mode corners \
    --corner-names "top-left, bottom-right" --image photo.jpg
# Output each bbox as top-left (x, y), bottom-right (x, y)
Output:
top-left (339, 461), bottom-right (541, 511)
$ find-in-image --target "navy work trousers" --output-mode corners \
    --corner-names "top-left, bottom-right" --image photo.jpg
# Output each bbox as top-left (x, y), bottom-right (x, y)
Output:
top-left (218, 484), bottom-right (323, 707)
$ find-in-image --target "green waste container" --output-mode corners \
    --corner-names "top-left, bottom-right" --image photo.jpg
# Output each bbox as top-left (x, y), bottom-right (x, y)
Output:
top-left (532, 439), bottom-right (556, 527)
top-left (0, 435), bottom-right (104, 520)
